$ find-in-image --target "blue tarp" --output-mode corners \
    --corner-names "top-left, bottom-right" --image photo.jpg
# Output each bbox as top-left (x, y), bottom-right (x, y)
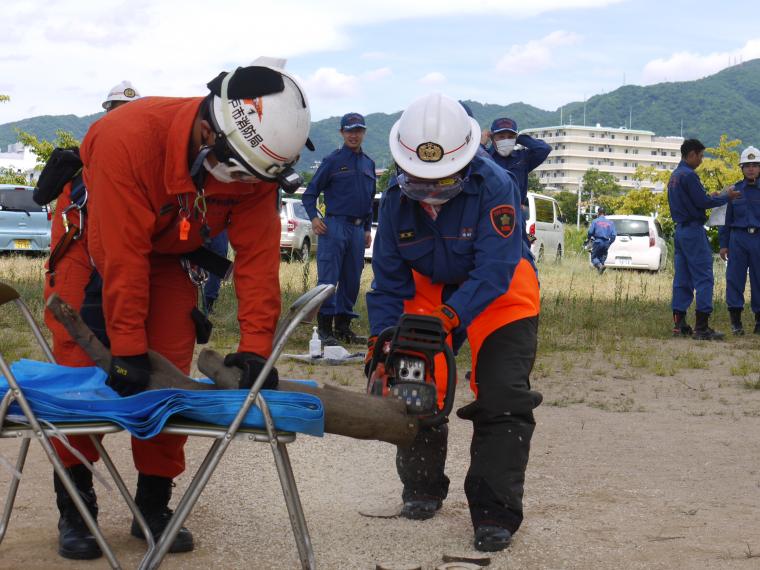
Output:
top-left (0, 360), bottom-right (324, 438)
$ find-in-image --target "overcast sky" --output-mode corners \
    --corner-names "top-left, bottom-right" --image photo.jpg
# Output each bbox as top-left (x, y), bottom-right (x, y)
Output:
top-left (1, 0), bottom-right (757, 124)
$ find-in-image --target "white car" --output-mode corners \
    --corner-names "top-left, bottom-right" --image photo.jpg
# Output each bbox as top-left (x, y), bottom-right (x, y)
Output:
top-left (364, 193), bottom-right (382, 260)
top-left (526, 192), bottom-right (564, 262)
top-left (280, 198), bottom-right (317, 261)
top-left (604, 215), bottom-right (667, 272)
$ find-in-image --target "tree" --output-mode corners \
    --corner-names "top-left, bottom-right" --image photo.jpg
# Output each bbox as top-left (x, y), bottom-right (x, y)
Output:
top-left (376, 165), bottom-right (394, 193)
top-left (0, 167), bottom-right (29, 185)
top-left (16, 129), bottom-right (80, 165)
top-left (554, 191), bottom-right (577, 222)
top-left (0, 94), bottom-right (8, 103)
top-left (582, 168), bottom-right (623, 200)
top-left (527, 172), bottom-right (542, 194)
top-left (697, 134), bottom-right (742, 193)
top-left (299, 170), bottom-right (314, 185)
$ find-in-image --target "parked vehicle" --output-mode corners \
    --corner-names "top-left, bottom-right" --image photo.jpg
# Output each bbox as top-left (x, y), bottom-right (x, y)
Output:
top-left (280, 198), bottom-right (317, 261)
top-left (526, 192), bottom-right (564, 262)
top-left (0, 184), bottom-right (51, 252)
top-left (604, 215), bottom-right (667, 272)
top-left (364, 193), bottom-right (382, 260)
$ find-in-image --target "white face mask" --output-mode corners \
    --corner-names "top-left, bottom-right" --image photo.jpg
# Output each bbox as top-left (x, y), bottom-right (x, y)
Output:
top-left (495, 138), bottom-right (516, 157)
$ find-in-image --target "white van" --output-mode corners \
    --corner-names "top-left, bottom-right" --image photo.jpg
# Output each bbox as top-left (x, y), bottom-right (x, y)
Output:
top-left (525, 192), bottom-right (564, 262)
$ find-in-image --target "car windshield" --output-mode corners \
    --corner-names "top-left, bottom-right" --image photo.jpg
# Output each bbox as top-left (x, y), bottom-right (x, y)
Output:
top-left (0, 189), bottom-right (43, 212)
top-left (613, 219), bottom-right (649, 237)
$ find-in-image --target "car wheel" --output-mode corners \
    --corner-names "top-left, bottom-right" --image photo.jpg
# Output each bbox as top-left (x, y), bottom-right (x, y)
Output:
top-left (554, 244), bottom-right (562, 263)
top-left (297, 239), bottom-right (310, 262)
top-left (537, 244), bottom-right (545, 263)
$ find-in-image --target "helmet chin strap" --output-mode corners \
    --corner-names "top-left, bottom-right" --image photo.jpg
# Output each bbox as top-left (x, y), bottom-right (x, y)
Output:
top-left (190, 144), bottom-right (213, 193)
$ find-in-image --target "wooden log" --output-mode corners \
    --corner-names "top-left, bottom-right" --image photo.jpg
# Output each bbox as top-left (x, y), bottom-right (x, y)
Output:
top-left (198, 349), bottom-right (418, 447)
top-left (45, 293), bottom-right (236, 390)
top-left (47, 293), bottom-right (419, 446)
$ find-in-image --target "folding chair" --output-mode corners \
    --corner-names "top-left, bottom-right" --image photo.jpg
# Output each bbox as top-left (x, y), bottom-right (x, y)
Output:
top-left (0, 281), bottom-right (334, 570)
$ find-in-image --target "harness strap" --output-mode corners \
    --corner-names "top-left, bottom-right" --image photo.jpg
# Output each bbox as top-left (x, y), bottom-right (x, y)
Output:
top-left (47, 225), bottom-right (80, 287)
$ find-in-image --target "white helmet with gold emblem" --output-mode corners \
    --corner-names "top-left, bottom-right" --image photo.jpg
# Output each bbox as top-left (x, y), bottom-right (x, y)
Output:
top-left (740, 146), bottom-right (760, 165)
top-left (389, 92), bottom-right (481, 180)
top-left (102, 80), bottom-right (140, 110)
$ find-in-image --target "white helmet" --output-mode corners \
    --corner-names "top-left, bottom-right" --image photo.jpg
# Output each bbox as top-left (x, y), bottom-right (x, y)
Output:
top-left (102, 80), bottom-right (140, 110)
top-left (205, 58), bottom-right (312, 187)
top-left (740, 146), bottom-right (760, 165)
top-left (389, 93), bottom-right (481, 179)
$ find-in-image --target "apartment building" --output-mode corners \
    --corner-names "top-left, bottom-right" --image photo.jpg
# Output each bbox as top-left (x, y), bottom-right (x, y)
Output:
top-left (520, 124), bottom-right (683, 193)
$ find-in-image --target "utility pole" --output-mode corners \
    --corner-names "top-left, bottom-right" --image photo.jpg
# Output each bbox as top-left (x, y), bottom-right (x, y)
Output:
top-left (576, 178), bottom-right (583, 229)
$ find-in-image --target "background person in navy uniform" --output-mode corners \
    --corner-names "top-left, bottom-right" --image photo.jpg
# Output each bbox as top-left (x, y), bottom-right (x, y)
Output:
top-left (719, 146), bottom-right (760, 335)
top-left (366, 93), bottom-right (541, 553)
top-left (668, 138), bottom-right (738, 339)
top-left (586, 207), bottom-right (617, 274)
top-left (485, 117), bottom-right (550, 205)
top-left (302, 112), bottom-right (375, 344)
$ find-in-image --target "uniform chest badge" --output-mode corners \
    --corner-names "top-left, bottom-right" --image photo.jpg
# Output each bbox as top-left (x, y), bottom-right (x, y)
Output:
top-left (398, 229), bottom-right (415, 242)
top-left (460, 227), bottom-right (473, 239)
top-left (489, 205), bottom-right (516, 238)
top-left (339, 166), bottom-right (349, 172)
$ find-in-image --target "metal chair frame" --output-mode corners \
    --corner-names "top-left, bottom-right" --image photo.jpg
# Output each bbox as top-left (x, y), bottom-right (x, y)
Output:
top-left (0, 282), bottom-right (334, 569)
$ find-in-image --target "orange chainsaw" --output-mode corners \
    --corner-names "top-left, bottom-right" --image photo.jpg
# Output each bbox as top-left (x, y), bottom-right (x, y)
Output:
top-left (366, 314), bottom-right (456, 427)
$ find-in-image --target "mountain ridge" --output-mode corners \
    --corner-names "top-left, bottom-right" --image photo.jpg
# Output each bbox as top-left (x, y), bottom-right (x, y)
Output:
top-left (3, 60), bottom-right (760, 169)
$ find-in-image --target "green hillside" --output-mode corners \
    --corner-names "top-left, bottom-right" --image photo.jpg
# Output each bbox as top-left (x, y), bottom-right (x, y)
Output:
top-left (4, 59), bottom-right (760, 169)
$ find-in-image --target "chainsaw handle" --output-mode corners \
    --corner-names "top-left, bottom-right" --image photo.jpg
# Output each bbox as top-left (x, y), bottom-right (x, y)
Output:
top-left (365, 327), bottom-right (396, 387)
top-left (419, 342), bottom-right (457, 428)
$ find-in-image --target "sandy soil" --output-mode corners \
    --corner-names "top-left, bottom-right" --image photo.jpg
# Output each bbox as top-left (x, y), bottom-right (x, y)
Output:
top-left (2, 336), bottom-right (760, 570)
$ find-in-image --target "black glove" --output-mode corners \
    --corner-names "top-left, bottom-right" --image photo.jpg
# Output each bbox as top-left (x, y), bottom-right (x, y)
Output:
top-left (224, 352), bottom-right (279, 390)
top-left (107, 354), bottom-right (151, 397)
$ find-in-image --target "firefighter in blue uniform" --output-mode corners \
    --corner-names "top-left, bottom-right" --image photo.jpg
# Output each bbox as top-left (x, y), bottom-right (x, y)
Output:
top-left (668, 138), bottom-right (738, 339)
top-left (486, 117), bottom-right (551, 204)
top-left (366, 94), bottom-right (541, 552)
top-left (302, 113), bottom-right (375, 344)
top-left (587, 207), bottom-right (617, 274)
top-left (719, 146), bottom-right (760, 335)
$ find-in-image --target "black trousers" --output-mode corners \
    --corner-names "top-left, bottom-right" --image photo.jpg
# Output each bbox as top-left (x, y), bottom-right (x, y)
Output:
top-left (396, 316), bottom-right (541, 533)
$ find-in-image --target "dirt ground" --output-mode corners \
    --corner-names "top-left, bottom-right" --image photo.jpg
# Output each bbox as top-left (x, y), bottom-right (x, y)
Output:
top-left (2, 336), bottom-right (760, 570)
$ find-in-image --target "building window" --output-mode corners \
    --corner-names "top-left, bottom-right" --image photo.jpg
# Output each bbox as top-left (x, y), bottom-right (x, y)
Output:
top-left (671, 151), bottom-right (676, 156)
top-left (624, 149), bottom-right (629, 154)
top-left (625, 135), bottom-right (629, 140)
top-left (588, 159), bottom-right (594, 165)
top-left (624, 162), bottom-right (628, 167)
top-left (563, 145), bottom-right (566, 149)
top-left (611, 134), bottom-right (615, 139)
top-left (588, 145), bottom-right (594, 151)
top-left (651, 150), bottom-right (657, 155)
top-left (633, 149), bottom-right (639, 154)
top-left (562, 131), bottom-right (566, 136)
top-left (624, 175), bottom-right (628, 180)
top-left (597, 160), bottom-right (602, 165)
top-left (610, 161), bottom-right (614, 166)
top-left (590, 133), bottom-right (595, 138)
top-left (608, 148), bottom-right (613, 153)
top-left (601, 133), bottom-right (606, 138)
top-left (560, 158), bottom-right (565, 163)
top-left (634, 136), bottom-right (639, 141)
top-left (598, 147), bottom-right (604, 152)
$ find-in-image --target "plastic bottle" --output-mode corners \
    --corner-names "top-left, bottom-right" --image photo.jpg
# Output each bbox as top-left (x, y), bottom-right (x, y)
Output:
top-left (309, 326), bottom-right (322, 358)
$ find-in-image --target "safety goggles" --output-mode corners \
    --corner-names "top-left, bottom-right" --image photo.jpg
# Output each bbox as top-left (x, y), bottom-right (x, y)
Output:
top-left (397, 171), bottom-right (467, 205)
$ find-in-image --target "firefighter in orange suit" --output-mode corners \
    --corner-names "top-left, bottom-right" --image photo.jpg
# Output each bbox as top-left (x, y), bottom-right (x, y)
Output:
top-left (365, 93), bottom-right (541, 553)
top-left (47, 60), bottom-right (313, 561)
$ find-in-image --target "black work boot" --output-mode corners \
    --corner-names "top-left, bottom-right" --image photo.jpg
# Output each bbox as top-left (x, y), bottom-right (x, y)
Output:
top-left (54, 464), bottom-right (102, 560)
top-left (729, 308), bottom-right (745, 336)
top-left (130, 474), bottom-right (194, 553)
top-left (400, 498), bottom-right (443, 521)
top-left (692, 311), bottom-right (724, 340)
top-left (672, 311), bottom-right (693, 337)
top-left (316, 313), bottom-right (339, 346)
top-left (755, 313), bottom-right (760, 335)
top-left (474, 526), bottom-right (512, 552)
top-left (334, 314), bottom-right (368, 345)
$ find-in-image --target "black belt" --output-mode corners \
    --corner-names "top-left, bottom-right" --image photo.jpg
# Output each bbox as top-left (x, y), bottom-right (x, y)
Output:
top-left (327, 214), bottom-right (364, 226)
top-left (677, 220), bottom-right (705, 228)
top-left (735, 227), bottom-right (759, 234)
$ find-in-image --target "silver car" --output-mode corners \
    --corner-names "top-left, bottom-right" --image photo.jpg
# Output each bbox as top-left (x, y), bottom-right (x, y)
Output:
top-left (0, 184), bottom-right (52, 252)
top-left (280, 198), bottom-right (317, 261)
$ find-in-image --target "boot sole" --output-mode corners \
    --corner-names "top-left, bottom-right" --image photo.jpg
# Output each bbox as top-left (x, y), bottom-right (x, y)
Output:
top-left (131, 526), bottom-right (195, 553)
top-left (58, 545), bottom-right (103, 560)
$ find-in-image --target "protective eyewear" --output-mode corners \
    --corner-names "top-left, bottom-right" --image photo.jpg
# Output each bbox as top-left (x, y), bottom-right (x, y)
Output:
top-left (397, 172), bottom-right (466, 204)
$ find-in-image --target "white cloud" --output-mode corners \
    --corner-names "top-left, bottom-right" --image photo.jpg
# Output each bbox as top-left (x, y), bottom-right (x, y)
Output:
top-left (0, 0), bottom-right (623, 123)
top-left (301, 68), bottom-right (360, 98)
top-left (419, 72), bottom-right (447, 86)
top-left (642, 38), bottom-right (760, 84)
top-left (363, 67), bottom-right (393, 81)
top-left (496, 31), bottom-right (581, 74)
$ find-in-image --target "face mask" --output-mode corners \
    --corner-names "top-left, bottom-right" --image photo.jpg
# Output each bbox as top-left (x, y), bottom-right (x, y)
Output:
top-left (495, 138), bottom-right (516, 157)
top-left (398, 173), bottom-right (464, 205)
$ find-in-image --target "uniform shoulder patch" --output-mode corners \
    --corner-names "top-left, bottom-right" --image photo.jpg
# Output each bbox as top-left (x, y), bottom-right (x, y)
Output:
top-left (489, 205), bottom-right (516, 238)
